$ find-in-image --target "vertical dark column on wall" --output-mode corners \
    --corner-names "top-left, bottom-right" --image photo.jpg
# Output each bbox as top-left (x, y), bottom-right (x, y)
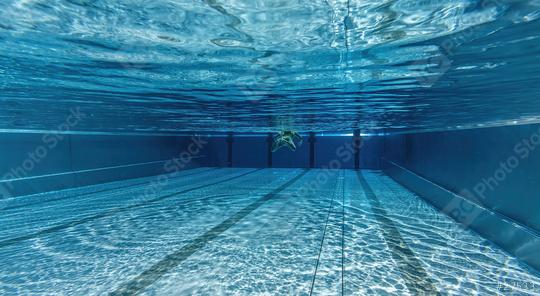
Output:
top-left (353, 129), bottom-right (361, 170)
top-left (267, 133), bottom-right (273, 168)
top-left (309, 132), bottom-right (316, 168)
top-left (382, 128), bottom-right (387, 161)
top-left (405, 133), bottom-right (412, 162)
top-left (226, 132), bottom-right (233, 167)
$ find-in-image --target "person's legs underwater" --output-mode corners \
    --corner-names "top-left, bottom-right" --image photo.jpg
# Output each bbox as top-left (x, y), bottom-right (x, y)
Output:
top-left (271, 131), bottom-right (303, 152)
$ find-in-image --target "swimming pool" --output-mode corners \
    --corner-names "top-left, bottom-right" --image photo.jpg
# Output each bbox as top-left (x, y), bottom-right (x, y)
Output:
top-left (2, 167), bottom-right (538, 295)
top-left (2, 0), bottom-right (540, 294)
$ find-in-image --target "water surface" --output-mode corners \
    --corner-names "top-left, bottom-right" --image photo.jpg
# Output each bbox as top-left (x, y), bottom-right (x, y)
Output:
top-left (1, 0), bottom-right (540, 133)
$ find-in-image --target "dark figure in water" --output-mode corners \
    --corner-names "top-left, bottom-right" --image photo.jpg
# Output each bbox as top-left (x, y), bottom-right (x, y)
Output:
top-left (272, 131), bottom-right (303, 152)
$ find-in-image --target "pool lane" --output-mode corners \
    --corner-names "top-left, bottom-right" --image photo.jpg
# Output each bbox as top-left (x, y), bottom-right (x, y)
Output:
top-left (337, 170), bottom-right (412, 296)
top-left (356, 171), bottom-right (439, 295)
top-left (309, 171), bottom-right (344, 296)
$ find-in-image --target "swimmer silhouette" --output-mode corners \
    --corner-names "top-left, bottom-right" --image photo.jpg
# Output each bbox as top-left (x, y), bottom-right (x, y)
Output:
top-left (272, 131), bottom-right (303, 152)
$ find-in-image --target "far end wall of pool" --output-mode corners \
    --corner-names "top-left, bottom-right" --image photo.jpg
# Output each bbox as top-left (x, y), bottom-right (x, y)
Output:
top-left (0, 133), bottom-right (383, 198)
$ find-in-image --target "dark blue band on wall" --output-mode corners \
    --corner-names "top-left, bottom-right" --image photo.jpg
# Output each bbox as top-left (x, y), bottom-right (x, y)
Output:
top-left (267, 133), bottom-right (273, 168)
top-left (353, 129), bottom-right (361, 170)
top-left (309, 132), bottom-right (316, 168)
top-left (0, 133), bottom-right (204, 197)
top-left (226, 132), bottom-right (233, 167)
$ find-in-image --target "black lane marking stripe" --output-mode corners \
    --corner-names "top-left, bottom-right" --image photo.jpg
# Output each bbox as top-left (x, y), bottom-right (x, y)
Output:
top-left (341, 174), bottom-right (345, 296)
top-left (356, 172), bottom-right (440, 295)
top-left (3, 168), bottom-right (217, 211)
top-left (110, 169), bottom-right (310, 296)
top-left (309, 172), bottom-right (340, 296)
top-left (0, 169), bottom-right (262, 249)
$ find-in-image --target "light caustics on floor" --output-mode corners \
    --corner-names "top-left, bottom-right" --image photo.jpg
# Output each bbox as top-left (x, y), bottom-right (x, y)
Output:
top-left (0, 168), bottom-right (539, 295)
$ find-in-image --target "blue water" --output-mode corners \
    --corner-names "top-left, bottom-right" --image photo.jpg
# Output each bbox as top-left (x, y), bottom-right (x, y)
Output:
top-left (1, 168), bottom-right (539, 295)
top-left (2, 1), bottom-right (540, 295)
top-left (1, 0), bottom-right (540, 133)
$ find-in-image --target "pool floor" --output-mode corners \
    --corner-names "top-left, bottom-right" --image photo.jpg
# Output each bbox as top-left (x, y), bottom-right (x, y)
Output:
top-left (0, 168), bottom-right (539, 295)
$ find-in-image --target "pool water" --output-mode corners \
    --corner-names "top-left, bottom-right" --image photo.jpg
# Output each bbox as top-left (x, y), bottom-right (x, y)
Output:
top-left (1, 167), bottom-right (539, 295)
top-left (1, 0), bottom-right (540, 134)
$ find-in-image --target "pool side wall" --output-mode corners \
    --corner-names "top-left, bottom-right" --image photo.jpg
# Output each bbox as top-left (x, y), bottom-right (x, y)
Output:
top-left (0, 133), bottom-right (203, 198)
top-left (382, 124), bottom-right (540, 272)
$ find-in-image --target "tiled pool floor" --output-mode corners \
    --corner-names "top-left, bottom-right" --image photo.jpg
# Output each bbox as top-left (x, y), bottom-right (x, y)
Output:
top-left (1, 168), bottom-right (539, 295)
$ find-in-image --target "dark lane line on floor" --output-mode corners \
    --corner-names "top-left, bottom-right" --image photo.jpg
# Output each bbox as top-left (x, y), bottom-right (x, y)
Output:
top-left (110, 169), bottom-right (310, 296)
top-left (341, 174), bottom-right (345, 296)
top-left (309, 171), bottom-right (340, 296)
top-left (3, 168), bottom-right (217, 211)
top-left (0, 169), bottom-right (262, 249)
top-left (356, 172), bottom-right (440, 295)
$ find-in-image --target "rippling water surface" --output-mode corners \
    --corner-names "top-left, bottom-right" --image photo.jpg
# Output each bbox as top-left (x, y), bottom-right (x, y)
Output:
top-left (1, 0), bottom-right (540, 133)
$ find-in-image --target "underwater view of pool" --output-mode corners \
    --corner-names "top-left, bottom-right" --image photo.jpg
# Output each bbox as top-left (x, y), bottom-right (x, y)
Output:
top-left (1, 0), bottom-right (540, 295)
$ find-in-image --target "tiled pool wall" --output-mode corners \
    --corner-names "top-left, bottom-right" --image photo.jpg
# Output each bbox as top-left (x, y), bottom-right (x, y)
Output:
top-left (0, 133), bottom-right (199, 198)
top-left (381, 123), bottom-right (540, 272)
